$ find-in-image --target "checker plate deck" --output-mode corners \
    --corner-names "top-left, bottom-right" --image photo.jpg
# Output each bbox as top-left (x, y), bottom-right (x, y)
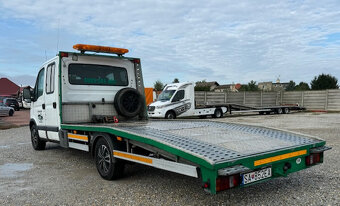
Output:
top-left (68, 120), bottom-right (322, 165)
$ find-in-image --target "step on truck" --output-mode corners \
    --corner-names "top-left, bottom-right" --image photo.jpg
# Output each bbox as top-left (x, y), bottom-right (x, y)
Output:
top-left (24, 44), bottom-right (331, 194)
top-left (148, 82), bottom-right (305, 119)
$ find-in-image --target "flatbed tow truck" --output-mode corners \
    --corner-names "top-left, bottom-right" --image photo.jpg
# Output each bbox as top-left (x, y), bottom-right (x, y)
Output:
top-left (24, 44), bottom-right (331, 194)
top-left (148, 82), bottom-right (305, 119)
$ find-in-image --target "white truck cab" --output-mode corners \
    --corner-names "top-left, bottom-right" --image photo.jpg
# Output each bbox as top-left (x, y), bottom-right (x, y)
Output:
top-left (148, 82), bottom-right (227, 119)
top-left (24, 44), bottom-right (146, 150)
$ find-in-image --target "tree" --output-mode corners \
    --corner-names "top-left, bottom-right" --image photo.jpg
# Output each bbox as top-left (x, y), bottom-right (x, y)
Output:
top-left (295, 82), bottom-right (310, 91)
top-left (311, 74), bottom-right (339, 90)
top-left (239, 80), bottom-right (259, 91)
top-left (153, 80), bottom-right (164, 91)
top-left (194, 80), bottom-right (210, 91)
top-left (172, 78), bottom-right (179, 83)
top-left (247, 80), bottom-right (259, 91)
top-left (285, 80), bottom-right (296, 91)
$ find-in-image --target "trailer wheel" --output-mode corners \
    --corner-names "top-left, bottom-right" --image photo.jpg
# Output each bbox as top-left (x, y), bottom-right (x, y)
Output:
top-left (8, 110), bottom-right (14, 116)
top-left (213, 109), bottom-right (223, 118)
top-left (95, 138), bottom-right (124, 180)
top-left (114, 88), bottom-right (143, 118)
top-left (283, 108), bottom-right (290, 114)
top-left (276, 108), bottom-right (283, 114)
top-left (30, 124), bottom-right (46, 150)
top-left (165, 111), bottom-right (176, 119)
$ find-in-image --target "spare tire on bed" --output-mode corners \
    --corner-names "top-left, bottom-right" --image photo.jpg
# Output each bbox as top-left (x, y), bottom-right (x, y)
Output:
top-left (114, 88), bottom-right (143, 118)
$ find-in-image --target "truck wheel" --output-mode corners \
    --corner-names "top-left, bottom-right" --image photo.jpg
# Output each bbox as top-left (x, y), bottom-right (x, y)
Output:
top-left (30, 124), bottom-right (46, 150)
top-left (283, 108), bottom-right (290, 114)
top-left (165, 111), bottom-right (176, 119)
top-left (213, 109), bottom-right (223, 118)
top-left (114, 88), bottom-right (143, 118)
top-left (95, 138), bottom-right (124, 180)
top-left (276, 108), bottom-right (283, 114)
top-left (8, 110), bottom-right (14, 116)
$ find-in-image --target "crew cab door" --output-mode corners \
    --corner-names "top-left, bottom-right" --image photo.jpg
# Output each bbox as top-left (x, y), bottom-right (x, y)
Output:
top-left (32, 68), bottom-right (47, 138)
top-left (44, 62), bottom-right (59, 140)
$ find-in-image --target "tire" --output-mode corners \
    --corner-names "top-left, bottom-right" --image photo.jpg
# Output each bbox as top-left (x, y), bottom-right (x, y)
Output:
top-left (276, 108), bottom-right (283, 114)
top-left (259, 111), bottom-right (264, 115)
top-left (213, 109), bottom-right (223, 118)
top-left (165, 111), bottom-right (176, 119)
top-left (283, 108), bottom-right (290, 114)
top-left (114, 88), bottom-right (143, 118)
top-left (30, 124), bottom-right (46, 150)
top-left (8, 110), bottom-right (14, 116)
top-left (265, 111), bottom-right (271, 115)
top-left (95, 138), bottom-right (124, 180)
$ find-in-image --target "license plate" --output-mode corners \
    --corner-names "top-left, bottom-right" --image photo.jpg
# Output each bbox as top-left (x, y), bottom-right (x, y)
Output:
top-left (242, 167), bottom-right (272, 185)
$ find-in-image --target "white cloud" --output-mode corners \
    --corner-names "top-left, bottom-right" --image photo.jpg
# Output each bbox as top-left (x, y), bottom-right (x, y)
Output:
top-left (0, 0), bottom-right (340, 86)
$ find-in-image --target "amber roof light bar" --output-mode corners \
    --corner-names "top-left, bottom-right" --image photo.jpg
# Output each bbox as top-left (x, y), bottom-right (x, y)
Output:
top-left (73, 44), bottom-right (129, 56)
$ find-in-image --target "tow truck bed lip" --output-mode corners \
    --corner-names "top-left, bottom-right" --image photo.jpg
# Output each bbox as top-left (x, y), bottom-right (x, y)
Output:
top-left (61, 119), bottom-right (325, 169)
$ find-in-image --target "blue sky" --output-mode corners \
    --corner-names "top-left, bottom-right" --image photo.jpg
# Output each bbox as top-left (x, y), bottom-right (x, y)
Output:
top-left (0, 0), bottom-right (340, 87)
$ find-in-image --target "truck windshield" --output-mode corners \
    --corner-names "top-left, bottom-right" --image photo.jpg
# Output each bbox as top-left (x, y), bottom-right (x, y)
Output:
top-left (158, 90), bottom-right (176, 101)
top-left (68, 64), bottom-right (128, 86)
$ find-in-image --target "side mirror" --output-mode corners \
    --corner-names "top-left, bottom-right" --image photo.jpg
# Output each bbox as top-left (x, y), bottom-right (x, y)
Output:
top-left (23, 88), bottom-right (33, 100)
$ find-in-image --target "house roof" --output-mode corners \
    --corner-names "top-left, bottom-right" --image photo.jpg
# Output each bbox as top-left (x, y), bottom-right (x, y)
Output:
top-left (196, 81), bottom-right (219, 87)
top-left (0, 78), bottom-right (20, 96)
top-left (215, 84), bottom-right (233, 89)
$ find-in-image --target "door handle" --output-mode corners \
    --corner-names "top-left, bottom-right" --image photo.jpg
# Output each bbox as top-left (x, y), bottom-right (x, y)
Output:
top-left (42, 104), bottom-right (45, 109)
top-left (53, 102), bottom-right (57, 109)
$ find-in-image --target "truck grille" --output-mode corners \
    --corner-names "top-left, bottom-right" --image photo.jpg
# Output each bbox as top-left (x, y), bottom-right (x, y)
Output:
top-left (148, 106), bottom-right (155, 111)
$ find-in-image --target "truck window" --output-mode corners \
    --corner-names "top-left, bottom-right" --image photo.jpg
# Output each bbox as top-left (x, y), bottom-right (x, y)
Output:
top-left (158, 90), bottom-right (176, 101)
top-left (46, 63), bottom-right (55, 94)
top-left (172, 90), bottom-right (185, 102)
top-left (35, 68), bottom-right (45, 100)
top-left (68, 64), bottom-right (128, 86)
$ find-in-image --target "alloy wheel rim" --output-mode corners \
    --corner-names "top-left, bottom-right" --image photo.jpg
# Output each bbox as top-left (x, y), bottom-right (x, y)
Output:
top-left (32, 128), bottom-right (38, 146)
top-left (97, 144), bottom-right (111, 174)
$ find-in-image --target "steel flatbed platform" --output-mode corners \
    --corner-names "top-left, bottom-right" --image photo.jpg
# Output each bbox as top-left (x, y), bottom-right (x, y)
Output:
top-left (61, 120), bottom-right (327, 194)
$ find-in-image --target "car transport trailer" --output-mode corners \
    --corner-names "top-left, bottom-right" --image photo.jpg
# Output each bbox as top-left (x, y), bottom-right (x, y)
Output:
top-left (221, 103), bottom-right (305, 115)
top-left (24, 44), bottom-right (330, 194)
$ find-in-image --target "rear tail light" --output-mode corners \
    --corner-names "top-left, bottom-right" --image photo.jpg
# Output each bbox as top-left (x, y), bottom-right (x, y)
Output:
top-left (60, 52), bottom-right (69, 58)
top-left (305, 153), bottom-right (322, 166)
top-left (216, 174), bottom-right (240, 192)
top-left (133, 59), bottom-right (140, 64)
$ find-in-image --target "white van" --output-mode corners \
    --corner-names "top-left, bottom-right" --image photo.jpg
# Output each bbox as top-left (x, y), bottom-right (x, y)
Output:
top-left (148, 82), bottom-right (227, 119)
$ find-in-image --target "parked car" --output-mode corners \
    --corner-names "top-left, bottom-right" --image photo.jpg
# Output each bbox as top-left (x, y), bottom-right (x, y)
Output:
top-left (17, 99), bottom-right (23, 108)
top-left (0, 102), bottom-right (14, 116)
top-left (3, 98), bottom-right (20, 111)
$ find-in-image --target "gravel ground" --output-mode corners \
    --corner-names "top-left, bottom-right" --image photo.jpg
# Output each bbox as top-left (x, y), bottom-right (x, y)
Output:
top-left (0, 112), bottom-right (339, 205)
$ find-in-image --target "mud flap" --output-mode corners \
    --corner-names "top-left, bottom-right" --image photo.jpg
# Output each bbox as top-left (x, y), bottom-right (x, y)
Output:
top-left (59, 130), bottom-right (69, 148)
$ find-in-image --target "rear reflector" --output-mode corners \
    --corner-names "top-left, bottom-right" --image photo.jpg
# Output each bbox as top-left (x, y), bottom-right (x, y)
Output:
top-left (216, 174), bottom-right (240, 192)
top-left (305, 153), bottom-right (322, 166)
